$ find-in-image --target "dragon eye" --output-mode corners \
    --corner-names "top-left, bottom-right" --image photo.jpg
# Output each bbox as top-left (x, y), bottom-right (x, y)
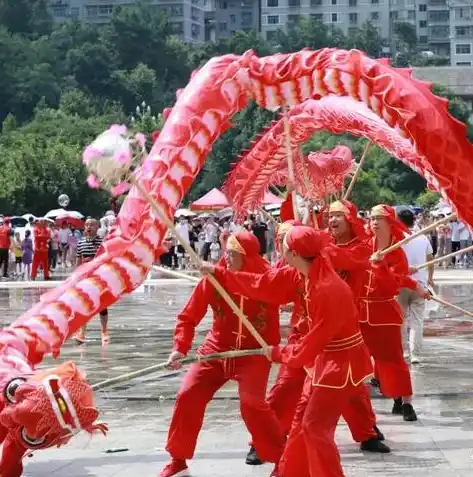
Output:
top-left (21, 428), bottom-right (45, 447)
top-left (4, 377), bottom-right (26, 404)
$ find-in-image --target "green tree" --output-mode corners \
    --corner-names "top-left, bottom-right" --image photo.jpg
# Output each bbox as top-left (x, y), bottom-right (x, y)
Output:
top-left (0, 0), bottom-right (53, 37)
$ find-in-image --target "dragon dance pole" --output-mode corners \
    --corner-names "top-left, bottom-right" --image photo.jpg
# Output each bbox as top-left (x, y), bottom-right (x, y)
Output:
top-left (343, 141), bottom-right (371, 201)
top-left (413, 243), bottom-right (473, 272)
top-left (130, 176), bottom-right (269, 351)
top-left (92, 348), bottom-right (267, 391)
top-left (283, 106), bottom-right (299, 220)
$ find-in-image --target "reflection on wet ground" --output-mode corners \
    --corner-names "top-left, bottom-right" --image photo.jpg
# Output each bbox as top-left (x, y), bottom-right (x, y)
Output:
top-left (3, 273), bottom-right (473, 476)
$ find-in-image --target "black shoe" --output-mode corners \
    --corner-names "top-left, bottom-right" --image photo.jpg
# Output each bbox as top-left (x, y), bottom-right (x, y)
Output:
top-left (392, 397), bottom-right (403, 415)
top-left (360, 438), bottom-right (391, 453)
top-left (373, 425), bottom-right (385, 441)
top-left (245, 446), bottom-right (264, 466)
top-left (402, 403), bottom-right (417, 421)
top-left (369, 377), bottom-right (380, 388)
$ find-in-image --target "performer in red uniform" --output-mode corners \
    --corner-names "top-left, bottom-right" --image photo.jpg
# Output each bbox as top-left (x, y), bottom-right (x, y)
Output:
top-left (31, 219), bottom-right (51, 280)
top-left (202, 226), bottom-right (374, 477)
top-left (362, 204), bottom-right (429, 421)
top-left (160, 232), bottom-right (285, 477)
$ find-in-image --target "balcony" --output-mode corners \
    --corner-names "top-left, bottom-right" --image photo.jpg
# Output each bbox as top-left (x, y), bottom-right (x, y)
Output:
top-left (428, 0), bottom-right (447, 7)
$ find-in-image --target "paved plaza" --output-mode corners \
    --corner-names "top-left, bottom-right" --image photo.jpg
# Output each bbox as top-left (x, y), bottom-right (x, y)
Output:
top-left (2, 269), bottom-right (473, 476)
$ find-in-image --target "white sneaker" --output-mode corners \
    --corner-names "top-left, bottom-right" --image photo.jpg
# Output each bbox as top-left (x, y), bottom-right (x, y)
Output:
top-left (411, 355), bottom-right (421, 364)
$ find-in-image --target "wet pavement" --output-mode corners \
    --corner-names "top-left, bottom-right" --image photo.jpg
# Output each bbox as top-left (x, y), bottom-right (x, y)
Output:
top-left (1, 269), bottom-right (473, 476)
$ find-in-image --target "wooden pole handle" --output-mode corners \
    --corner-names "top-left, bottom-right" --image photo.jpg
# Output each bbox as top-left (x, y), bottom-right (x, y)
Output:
top-left (413, 243), bottom-right (473, 272)
top-left (376, 213), bottom-right (457, 259)
top-left (343, 141), bottom-right (371, 201)
top-left (130, 176), bottom-right (269, 350)
top-left (283, 106), bottom-right (299, 220)
top-left (428, 292), bottom-right (473, 320)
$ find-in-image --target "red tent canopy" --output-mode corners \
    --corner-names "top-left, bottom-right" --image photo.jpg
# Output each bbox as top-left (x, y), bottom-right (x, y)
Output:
top-left (262, 190), bottom-right (283, 205)
top-left (190, 188), bottom-right (230, 211)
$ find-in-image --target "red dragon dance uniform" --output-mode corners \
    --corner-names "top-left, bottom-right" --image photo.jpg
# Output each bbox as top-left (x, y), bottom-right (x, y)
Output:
top-left (215, 227), bottom-right (374, 477)
top-left (165, 232), bottom-right (284, 465)
top-left (359, 205), bottom-right (418, 398)
top-left (31, 224), bottom-right (50, 280)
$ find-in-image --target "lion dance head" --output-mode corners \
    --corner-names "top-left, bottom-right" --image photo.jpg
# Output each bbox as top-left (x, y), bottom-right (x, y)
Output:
top-left (0, 361), bottom-right (107, 477)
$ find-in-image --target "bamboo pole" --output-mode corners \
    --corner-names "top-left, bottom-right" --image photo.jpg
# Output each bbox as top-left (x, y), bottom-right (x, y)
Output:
top-left (343, 141), bottom-right (371, 201)
top-left (413, 243), bottom-right (473, 272)
top-left (154, 265), bottom-right (200, 282)
top-left (130, 176), bottom-right (269, 350)
top-left (283, 106), bottom-right (299, 220)
top-left (427, 290), bottom-right (473, 320)
top-left (373, 213), bottom-right (457, 260)
top-left (92, 348), bottom-right (266, 391)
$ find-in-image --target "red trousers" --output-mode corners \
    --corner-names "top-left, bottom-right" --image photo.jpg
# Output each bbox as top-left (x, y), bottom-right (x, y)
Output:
top-left (267, 363), bottom-right (376, 443)
top-left (280, 377), bottom-right (370, 477)
top-left (31, 251), bottom-right (49, 279)
top-left (361, 322), bottom-right (412, 397)
top-left (166, 353), bottom-right (285, 463)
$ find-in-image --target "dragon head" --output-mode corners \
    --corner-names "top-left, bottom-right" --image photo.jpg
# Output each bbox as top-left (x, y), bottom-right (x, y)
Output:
top-left (0, 361), bottom-right (107, 451)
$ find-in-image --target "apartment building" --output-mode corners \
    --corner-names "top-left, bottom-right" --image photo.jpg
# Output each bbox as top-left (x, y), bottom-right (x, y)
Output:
top-left (48, 0), bottom-right (206, 43)
top-left (450, 0), bottom-right (473, 66)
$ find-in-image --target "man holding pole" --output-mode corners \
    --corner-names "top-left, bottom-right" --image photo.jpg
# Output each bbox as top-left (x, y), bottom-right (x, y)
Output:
top-left (160, 231), bottom-right (284, 477)
top-left (396, 207), bottom-right (434, 364)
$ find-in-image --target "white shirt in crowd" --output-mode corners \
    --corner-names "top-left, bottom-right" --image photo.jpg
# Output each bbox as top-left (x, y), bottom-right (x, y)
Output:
top-left (204, 222), bottom-right (219, 243)
top-left (176, 221), bottom-right (190, 244)
top-left (451, 221), bottom-right (461, 242)
top-left (402, 234), bottom-right (433, 287)
top-left (458, 221), bottom-right (471, 241)
top-left (58, 228), bottom-right (70, 244)
top-left (210, 242), bottom-right (221, 260)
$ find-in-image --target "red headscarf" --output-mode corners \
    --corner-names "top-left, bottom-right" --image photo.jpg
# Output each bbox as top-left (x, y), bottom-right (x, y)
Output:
top-left (329, 200), bottom-right (368, 240)
top-left (369, 204), bottom-right (410, 241)
top-left (223, 231), bottom-right (269, 273)
top-left (284, 226), bottom-right (338, 284)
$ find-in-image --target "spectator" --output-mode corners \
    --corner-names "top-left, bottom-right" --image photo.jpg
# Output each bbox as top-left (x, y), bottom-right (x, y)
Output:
top-left (397, 208), bottom-right (434, 364)
top-left (202, 216), bottom-right (219, 261)
top-left (250, 214), bottom-right (268, 257)
top-left (219, 222), bottom-right (231, 251)
top-left (68, 226), bottom-right (81, 267)
top-left (450, 218), bottom-right (461, 266)
top-left (436, 215), bottom-right (452, 268)
top-left (21, 230), bottom-right (33, 280)
top-left (58, 222), bottom-right (71, 268)
top-left (175, 216), bottom-right (190, 269)
top-left (49, 224), bottom-right (60, 270)
top-left (0, 216), bottom-right (11, 278)
top-left (11, 231), bottom-right (22, 278)
top-left (209, 237), bottom-right (221, 264)
top-left (458, 221), bottom-right (472, 267)
top-left (75, 218), bottom-right (110, 344)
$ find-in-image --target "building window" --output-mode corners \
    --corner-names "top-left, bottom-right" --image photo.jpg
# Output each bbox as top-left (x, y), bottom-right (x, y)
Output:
top-left (289, 0), bottom-right (300, 6)
top-left (310, 13), bottom-right (323, 21)
top-left (419, 20), bottom-right (427, 28)
top-left (370, 12), bottom-right (379, 21)
top-left (266, 30), bottom-right (278, 41)
top-left (171, 22), bottom-right (184, 34)
top-left (267, 0), bottom-right (278, 6)
top-left (419, 35), bottom-right (428, 43)
top-left (349, 0), bottom-right (357, 5)
top-left (311, 0), bottom-right (322, 5)
top-left (331, 13), bottom-right (338, 22)
top-left (348, 27), bottom-right (357, 36)
top-left (191, 7), bottom-right (200, 20)
top-left (172, 5), bottom-right (184, 15)
top-left (219, 1), bottom-right (227, 8)
top-left (428, 11), bottom-right (449, 22)
top-left (192, 23), bottom-right (201, 38)
top-left (70, 7), bottom-right (79, 17)
top-left (268, 14), bottom-right (280, 24)
top-left (349, 12), bottom-right (357, 25)
top-left (241, 0), bottom-right (252, 6)
top-left (230, 14), bottom-right (236, 23)
top-left (288, 14), bottom-right (301, 23)
top-left (98, 5), bottom-right (114, 15)
top-left (242, 11), bottom-right (253, 25)
top-left (220, 21), bottom-right (227, 31)
top-left (51, 5), bottom-right (67, 17)
top-left (429, 25), bottom-right (449, 38)
top-left (455, 7), bottom-right (472, 20)
top-left (456, 43), bottom-right (472, 55)
top-left (85, 5), bottom-right (98, 17)
top-left (456, 26), bottom-right (472, 38)
top-left (408, 10), bottom-right (415, 20)
top-left (331, 0), bottom-right (336, 4)
top-left (456, 61), bottom-right (472, 66)
top-left (391, 11), bottom-right (398, 20)
top-left (371, 0), bottom-right (379, 4)
top-left (419, 4), bottom-right (426, 11)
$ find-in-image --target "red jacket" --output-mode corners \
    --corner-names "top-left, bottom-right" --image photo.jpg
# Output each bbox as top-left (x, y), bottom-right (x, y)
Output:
top-left (34, 226), bottom-right (50, 252)
top-left (0, 225), bottom-right (10, 249)
top-left (173, 275), bottom-right (280, 355)
top-left (215, 265), bottom-right (373, 388)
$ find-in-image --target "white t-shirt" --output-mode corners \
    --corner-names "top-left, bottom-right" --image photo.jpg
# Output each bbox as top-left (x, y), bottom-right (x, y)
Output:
top-left (402, 234), bottom-right (433, 286)
top-left (451, 221), bottom-right (461, 242)
top-left (458, 222), bottom-right (471, 241)
top-left (175, 222), bottom-right (190, 244)
top-left (58, 228), bottom-right (70, 244)
top-left (204, 222), bottom-right (219, 243)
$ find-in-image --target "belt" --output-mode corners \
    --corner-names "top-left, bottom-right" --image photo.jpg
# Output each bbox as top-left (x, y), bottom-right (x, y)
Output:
top-left (362, 297), bottom-right (395, 303)
top-left (324, 332), bottom-right (364, 352)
